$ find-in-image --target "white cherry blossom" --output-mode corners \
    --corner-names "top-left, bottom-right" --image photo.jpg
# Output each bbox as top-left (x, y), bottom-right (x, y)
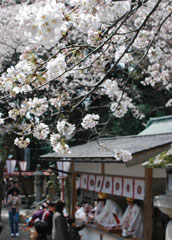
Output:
top-left (81, 114), bottom-right (100, 129)
top-left (33, 123), bottom-right (50, 140)
top-left (114, 149), bottom-right (132, 162)
top-left (14, 137), bottom-right (30, 148)
top-left (56, 120), bottom-right (75, 139)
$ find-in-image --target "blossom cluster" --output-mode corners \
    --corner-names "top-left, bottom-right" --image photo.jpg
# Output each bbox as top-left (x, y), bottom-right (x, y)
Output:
top-left (14, 137), bottom-right (30, 148)
top-left (114, 149), bottom-right (132, 162)
top-left (81, 114), bottom-right (100, 129)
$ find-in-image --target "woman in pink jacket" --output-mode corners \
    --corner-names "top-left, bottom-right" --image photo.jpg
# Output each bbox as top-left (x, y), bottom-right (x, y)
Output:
top-left (7, 188), bottom-right (21, 237)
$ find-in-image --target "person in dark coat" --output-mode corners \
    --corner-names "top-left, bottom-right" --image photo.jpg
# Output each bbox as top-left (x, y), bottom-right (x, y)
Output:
top-left (68, 218), bottom-right (86, 240)
top-left (30, 220), bottom-right (47, 240)
top-left (52, 200), bottom-right (71, 240)
top-left (42, 201), bottom-right (56, 240)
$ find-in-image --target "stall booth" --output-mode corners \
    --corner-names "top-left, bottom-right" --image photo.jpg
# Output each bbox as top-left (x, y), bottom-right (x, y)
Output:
top-left (40, 133), bottom-right (172, 240)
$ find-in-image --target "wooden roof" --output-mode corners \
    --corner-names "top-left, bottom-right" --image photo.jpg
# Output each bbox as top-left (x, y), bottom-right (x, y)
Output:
top-left (40, 133), bottom-right (172, 167)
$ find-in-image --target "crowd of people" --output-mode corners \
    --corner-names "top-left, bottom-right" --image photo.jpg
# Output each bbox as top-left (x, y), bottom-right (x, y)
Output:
top-left (27, 200), bottom-right (85, 240)
top-left (0, 178), bottom-right (144, 239)
top-left (26, 193), bottom-right (143, 239)
top-left (0, 178), bottom-right (86, 240)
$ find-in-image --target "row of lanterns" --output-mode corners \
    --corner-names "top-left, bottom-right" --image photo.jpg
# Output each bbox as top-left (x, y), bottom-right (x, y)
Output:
top-left (6, 159), bottom-right (71, 176)
top-left (6, 159), bottom-right (27, 174)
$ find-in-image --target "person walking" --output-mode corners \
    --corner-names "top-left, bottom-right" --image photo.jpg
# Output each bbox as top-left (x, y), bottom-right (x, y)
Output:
top-left (52, 200), bottom-right (71, 240)
top-left (7, 188), bottom-right (21, 237)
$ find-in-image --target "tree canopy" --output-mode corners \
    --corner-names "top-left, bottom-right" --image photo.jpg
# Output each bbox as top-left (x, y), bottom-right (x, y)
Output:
top-left (0, 0), bottom-right (171, 163)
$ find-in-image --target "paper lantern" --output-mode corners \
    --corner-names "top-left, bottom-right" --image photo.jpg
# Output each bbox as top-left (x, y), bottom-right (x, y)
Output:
top-left (6, 159), bottom-right (16, 174)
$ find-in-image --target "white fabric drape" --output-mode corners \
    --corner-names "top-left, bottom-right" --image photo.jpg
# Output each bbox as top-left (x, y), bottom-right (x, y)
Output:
top-left (123, 178), bottom-right (133, 198)
top-left (88, 175), bottom-right (96, 191)
top-left (94, 175), bottom-right (104, 192)
top-left (134, 180), bottom-right (144, 200)
top-left (56, 161), bottom-right (70, 177)
top-left (101, 176), bottom-right (113, 194)
top-left (113, 177), bottom-right (123, 196)
top-left (79, 174), bottom-right (145, 200)
top-left (80, 174), bottom-right (88, 189)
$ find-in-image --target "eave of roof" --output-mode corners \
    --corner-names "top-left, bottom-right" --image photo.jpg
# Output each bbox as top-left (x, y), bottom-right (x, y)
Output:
top-left (40, 133), bottom-right (172, 167)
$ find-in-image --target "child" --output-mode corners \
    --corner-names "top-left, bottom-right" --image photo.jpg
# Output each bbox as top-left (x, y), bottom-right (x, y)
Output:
top-left (30, 220), bottom-right (47, 240)
top-left (68, 218), bottom-right (86, 240)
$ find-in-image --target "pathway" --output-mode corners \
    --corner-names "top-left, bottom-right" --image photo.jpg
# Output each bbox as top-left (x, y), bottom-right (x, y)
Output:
top-left (1, 207), bottom-right (31, 240)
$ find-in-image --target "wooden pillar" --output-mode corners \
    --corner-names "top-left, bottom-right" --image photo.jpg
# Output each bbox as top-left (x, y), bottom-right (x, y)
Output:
top-left (71, 162), bottom-right (76, 218)
top-left (101, 162), bottom-right (105, 175)
top-left (144, 168), bottom-right (153, 240)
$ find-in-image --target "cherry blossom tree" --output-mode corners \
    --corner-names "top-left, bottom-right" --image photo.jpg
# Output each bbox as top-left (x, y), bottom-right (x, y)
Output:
top-left (0, 0), bottom-right (33, 72)
top-left (0, 0), bottom-right (171, 164)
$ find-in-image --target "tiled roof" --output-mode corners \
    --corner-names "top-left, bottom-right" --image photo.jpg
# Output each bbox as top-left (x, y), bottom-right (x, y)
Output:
top-left (40, 133), bottom-right (172, 165)
top-left (138, 115), bottom-right (172, 135)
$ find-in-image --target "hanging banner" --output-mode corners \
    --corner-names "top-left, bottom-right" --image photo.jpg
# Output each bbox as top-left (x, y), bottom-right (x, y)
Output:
top-left (80, 174), bottom-right (88, 189)
top-left (19, 161), bottom-right (27, 171)
top-left (88, 175), bottom-right (96, 191)
top-left (6, 159), bottom-right (16, 174)
top-left (101, 176), bottom-right (113, 194)
top-left (94, 175), bottom-right (104, 192)
top-left (134, 179), bottom-right (145, 200)
top-left (56, 161), bottom-right (70, 177)
top-left (123, 178), bottom-right (133, 198)
top-left (113, 177), bottom-right (123, 196)
top-left (78, 173), bottom-right (144, 200)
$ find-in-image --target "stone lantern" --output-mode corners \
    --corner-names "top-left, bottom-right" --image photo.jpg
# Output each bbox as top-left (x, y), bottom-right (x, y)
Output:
top-left (153, 147), bottom-right (172, 240)
top-left (33, 164), bottom-right (44, 203)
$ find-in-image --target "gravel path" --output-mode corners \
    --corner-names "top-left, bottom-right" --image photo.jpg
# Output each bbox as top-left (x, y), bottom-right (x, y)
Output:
top-left (1, 207), bottom-right (31, 240)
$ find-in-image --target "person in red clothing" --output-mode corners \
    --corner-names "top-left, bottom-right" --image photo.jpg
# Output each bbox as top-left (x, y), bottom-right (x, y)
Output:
top-left (42, 201), bottom-right (56, 240)
top-left (28, 203), bottom-right (48, 228)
